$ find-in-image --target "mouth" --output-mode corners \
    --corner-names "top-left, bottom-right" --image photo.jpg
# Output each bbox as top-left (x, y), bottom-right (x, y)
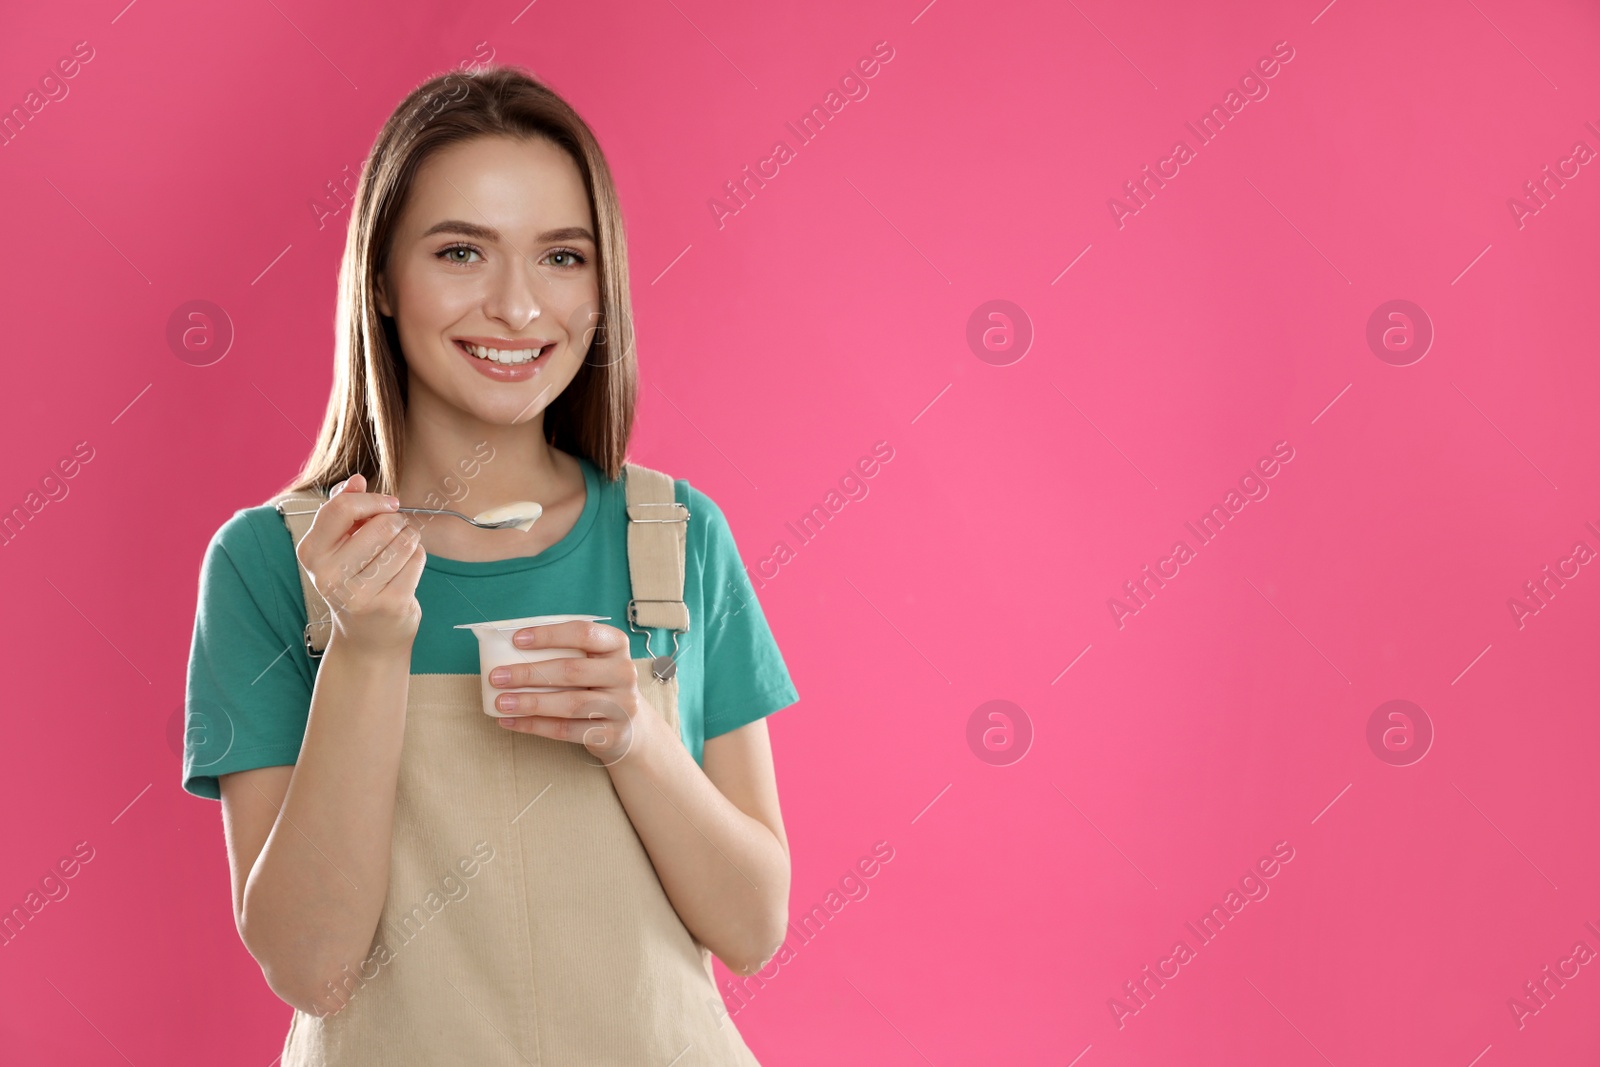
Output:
top-left (453, 338), bottom-right (556, 382)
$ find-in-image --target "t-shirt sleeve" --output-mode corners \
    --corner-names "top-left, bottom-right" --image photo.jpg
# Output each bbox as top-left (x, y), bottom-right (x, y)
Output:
top-left (182, 509), bottom-right (316, 800)
top-left (689, 487), bottom-right (799, 740)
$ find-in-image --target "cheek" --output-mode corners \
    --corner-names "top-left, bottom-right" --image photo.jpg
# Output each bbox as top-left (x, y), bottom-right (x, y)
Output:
top-left (403, 271), bottom-right (480, 330)
top-left (557, 290), bottom-right (606, 358)
top-left (392, 273), bottom-right (482, 365)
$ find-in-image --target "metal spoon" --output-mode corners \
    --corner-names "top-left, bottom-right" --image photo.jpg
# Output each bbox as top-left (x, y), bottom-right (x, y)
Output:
top-left (397, 502), bottom-right (542, 531)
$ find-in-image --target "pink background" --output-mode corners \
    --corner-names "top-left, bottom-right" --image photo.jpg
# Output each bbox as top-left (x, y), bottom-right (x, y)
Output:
top-left (3, 0), bottom-right (1599, 1063)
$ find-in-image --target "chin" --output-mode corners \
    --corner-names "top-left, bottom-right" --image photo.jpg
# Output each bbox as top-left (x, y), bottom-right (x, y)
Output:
top-left (470, 396), bottom-right (556, 427)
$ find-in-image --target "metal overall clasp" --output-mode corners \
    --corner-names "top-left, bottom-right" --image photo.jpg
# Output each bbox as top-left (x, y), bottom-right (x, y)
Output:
top-left (626, 610), bottom-right (682, 683)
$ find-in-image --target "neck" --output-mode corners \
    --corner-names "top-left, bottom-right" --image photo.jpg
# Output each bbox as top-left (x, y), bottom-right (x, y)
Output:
top-left (396, 396), bottom-right (571, 514)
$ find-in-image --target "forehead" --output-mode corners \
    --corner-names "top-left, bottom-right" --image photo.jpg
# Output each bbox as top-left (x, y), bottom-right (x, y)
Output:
top-left (402, 134), bottom-right (593, 237)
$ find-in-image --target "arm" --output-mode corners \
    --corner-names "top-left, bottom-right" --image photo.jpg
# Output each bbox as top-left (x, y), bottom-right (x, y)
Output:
top-left (214, 474), bottom-right (425, 1015)
top-left (220, 637), bottom-right (411, 1015)
top-left (605, 713), bottom-right (791, 975)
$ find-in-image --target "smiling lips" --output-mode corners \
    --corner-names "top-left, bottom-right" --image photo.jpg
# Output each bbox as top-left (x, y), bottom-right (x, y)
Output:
top-left (453, 337), bottom-right (554, 381)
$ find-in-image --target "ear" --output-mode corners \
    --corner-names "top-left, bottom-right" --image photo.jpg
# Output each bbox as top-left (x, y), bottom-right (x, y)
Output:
top-left (374, 271), bottom-right (393, 317)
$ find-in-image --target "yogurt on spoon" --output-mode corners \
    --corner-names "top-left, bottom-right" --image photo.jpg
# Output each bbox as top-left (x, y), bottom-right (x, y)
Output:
top-left (470, 501), bottom-right (542, 532)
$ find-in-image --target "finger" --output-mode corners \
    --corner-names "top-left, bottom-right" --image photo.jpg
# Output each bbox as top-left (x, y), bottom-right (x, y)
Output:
top-left (511, 619), bottom-right (626, 655)
top-left (494, 687), bottom-right (627, 719)
top-left (319, 525), bottom-right (407, 612)
top-left (366, 526), bottom-right (426, 597)
top-left (489, 654), bottom-right (630, 690)
top-left (331, 511), bottom-right (414, 588)
top-left (345, 508), bottom-right (419, 575)
top-left (500, 713), bottom-right (633, 764)
top-left (336, 523), bottom-right (421, 604)
top-left (499, 715), bottom-right (582, 738)
top-left (499, 711), bottom-right (619, 741)
top-left (302, 484), bottom-right (399, 562)
top-left (386, 534), bottom-right (427, 595)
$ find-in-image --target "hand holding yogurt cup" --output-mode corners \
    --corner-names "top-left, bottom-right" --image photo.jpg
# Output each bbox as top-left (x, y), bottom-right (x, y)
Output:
top-left (457, 617), bottom-right (653, 766)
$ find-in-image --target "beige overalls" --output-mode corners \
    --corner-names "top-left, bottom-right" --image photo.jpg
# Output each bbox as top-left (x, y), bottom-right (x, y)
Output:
top-left (265, 462), bottom-right (762, 1066)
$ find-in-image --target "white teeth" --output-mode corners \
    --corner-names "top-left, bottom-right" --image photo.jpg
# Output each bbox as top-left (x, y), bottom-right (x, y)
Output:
top-left (464, 342), bottom-right (545, 365)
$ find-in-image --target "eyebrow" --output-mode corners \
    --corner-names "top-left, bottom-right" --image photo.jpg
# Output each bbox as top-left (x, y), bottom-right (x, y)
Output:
top-left (419, 219), bottom-right (596, 244)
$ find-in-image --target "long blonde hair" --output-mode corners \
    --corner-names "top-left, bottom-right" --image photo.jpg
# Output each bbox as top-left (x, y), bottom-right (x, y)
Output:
top-left (280, 65), bottom-right (638, 498)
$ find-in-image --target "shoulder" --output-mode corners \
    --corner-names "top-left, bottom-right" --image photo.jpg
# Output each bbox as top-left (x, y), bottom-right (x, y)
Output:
top-left (670, 477), bottom-right (739, 559)
top-left (206, 504), bottom-right (296, 565)
top-left (615, 459), bottom-right (732, 534)
top-left (196, 504), bottom-right (302, 615)
top-left (614, 462), bottom-right (743, 568)
top-left (677, 480), bottom-right (729, 527)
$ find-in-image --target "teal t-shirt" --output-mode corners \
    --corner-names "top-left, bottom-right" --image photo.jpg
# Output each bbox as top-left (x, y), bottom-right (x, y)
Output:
top-left (182, 456), bottom-right (799, 800)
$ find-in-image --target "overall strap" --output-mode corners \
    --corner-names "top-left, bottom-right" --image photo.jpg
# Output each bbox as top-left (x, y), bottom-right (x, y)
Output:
top-left (623, 462), bottom-right (690, 636)
top-left (269, 487), bottom-right (335, 659)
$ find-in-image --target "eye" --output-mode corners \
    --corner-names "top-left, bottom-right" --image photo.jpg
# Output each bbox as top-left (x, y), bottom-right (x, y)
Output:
top-left (436, 243), bottom-right (481, 265)
top-left (544, 248), bottom-right (588, 269)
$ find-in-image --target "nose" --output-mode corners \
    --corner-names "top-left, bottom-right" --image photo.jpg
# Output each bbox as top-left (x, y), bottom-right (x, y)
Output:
top-left (483, 249), bottom-right (544, 330)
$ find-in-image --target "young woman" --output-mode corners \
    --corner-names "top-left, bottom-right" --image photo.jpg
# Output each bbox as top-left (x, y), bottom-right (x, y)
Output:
top-left (182, 66), bottom-right (797, 1064)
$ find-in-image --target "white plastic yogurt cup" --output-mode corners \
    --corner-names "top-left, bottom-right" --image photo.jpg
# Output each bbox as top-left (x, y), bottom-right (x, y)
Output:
top-left (453, 614), bottom-right (609, 718)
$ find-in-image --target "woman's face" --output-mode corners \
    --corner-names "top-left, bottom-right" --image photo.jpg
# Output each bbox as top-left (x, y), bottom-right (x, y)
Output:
top-left (375, 134), bottom-right (601, 427)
